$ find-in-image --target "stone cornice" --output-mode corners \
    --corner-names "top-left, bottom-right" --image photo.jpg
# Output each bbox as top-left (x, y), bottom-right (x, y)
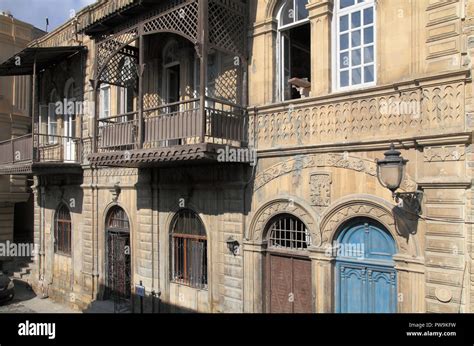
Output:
top-left (418, 177), bottom-right (472, 189)
top-left (255, 132), bottom-right (472, 158)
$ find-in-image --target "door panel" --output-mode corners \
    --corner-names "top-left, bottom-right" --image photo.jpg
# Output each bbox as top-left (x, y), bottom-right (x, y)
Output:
top-left (269, 255), bottom-right (293, 313)
top-left (268, 254), bottom-right (312, 313)
top-left (337, 262), bottom-right (396, 313)
top-left (369, 269), bottom-right (396, 313)
top-left (293, 258), bottom-right (312, 313)
top-left (336, 220), bottom-right (397, 313)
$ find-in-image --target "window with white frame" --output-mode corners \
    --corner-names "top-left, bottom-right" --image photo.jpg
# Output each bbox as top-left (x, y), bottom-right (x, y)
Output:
top-left (48, 89), bottom-right (59, 144)
top-left (277, 0), bottom-right (311, 101)
top-left (99, 84), bottom-right (110, 119)
top-left (335, 0), bottom-right (375, 90)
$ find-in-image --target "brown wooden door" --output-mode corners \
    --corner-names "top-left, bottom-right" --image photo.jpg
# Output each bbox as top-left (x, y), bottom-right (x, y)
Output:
top-left (267, 254), bottom-right (312, 313)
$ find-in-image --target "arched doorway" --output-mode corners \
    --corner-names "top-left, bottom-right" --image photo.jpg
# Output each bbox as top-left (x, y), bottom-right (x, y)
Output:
top-left (105, 206), bottom-right (131, 311)
top-left (264, 214), bottom-right (312, 313)
top-left (335, 218), bottom-right (397, 313)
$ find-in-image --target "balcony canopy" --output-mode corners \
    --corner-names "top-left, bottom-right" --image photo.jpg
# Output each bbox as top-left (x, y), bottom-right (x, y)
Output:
top-left (0, 46), bottom-right (85, 76)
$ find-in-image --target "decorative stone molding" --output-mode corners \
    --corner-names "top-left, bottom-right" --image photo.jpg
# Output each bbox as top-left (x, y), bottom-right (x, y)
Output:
top-left (110, 182), bottom-right (121, 202)
top-left (310, 172), bottom-right (332, 207)
top-left (423, 145), bottom-right (465, 162)
top-left (254, 153), bottom-right (417, 192)
top-left (84, 168), bottom-right (139, 177)
top-left (248, 199), bottom-right (320, 245)
top-left (319, 195), bottom-right (419, 256)
top-left (249, 79), bottom-right (466, 151)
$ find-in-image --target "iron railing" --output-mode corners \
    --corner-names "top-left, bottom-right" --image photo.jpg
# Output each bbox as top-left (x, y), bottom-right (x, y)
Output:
top-left (0, 133), bottom-right (82, 166)
top-left (97, 97), bottom-right (247, 152)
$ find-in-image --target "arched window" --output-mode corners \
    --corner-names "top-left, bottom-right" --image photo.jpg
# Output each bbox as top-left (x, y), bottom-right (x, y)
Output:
top-left (170, 209), bottom-right (207, 289)
top-left (334, 0), bottom-right (376, 90)
top-left (266, 214), bottom-right (311, 250)
top-left (277, 0), bottom-right (311, 101)
top-left (54, 204), bottom-right (72, 255)
top-left (106, 206), bottom-right (130, 232)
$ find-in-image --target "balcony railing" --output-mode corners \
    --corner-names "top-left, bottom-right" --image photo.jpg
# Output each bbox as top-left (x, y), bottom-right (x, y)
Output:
top-left (0, 134), bottom-right (33, 164)
top-left (97, 97), bottom-right (247, 152)
top-left (0, 134), bottom-right (82, 174)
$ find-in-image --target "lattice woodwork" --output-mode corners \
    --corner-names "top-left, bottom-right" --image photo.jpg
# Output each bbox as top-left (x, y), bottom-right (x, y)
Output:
top-left (96, 27), bottom-right (139, 86)
top-left (209, 0), bottom-right (246, 58)
top-left (143, 0), bottom-right (199, 43)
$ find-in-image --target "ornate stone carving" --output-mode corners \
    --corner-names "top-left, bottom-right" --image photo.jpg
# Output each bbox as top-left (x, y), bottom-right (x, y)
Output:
top-left (255, 153), bottom-right (416, 192)
top-left (319, 199), bottom-right (410, 254)
top-left (423, 145), bottom-right (465, 162)
top-left (249, 81), bottom-right (465, 150)
top-left (249, 200), bottom-right (320, 245)
top-left (310, 173), bottom-right (332, 207)
top-left (110, 182), bottom-right (121, 202)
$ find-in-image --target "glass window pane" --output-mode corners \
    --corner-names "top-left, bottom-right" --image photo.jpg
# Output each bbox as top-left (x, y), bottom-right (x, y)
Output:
top-left (340, 33), bottom-right (349, 50)
top-left (280, 0), bottom-right (294, 26)
top-left (364, 46), bottom-right (374, 63)
top-left (351, 30), bottom-right (361, 47)
top-left (351, 11), bottom-right (361, 29)
top-left (364, 65), bottom-right (375, 82)
top-left (351, 48), bottom-right (361, 66)
top-left (340, 15), bottom-right (349, 32)
top-left (340, 70), bottom-right (350, 87)
top-left (352, 67), bottom-right (361, 84)
top-left (340, 51), bottom-right (350, 68)
top-left (364, 26), bottom-right (374, 44)
top-left (340, 0), bottom-right (355, 9)
top-left (297, 0), bottom-right (309, 21)
top-left (364, 7), bottom-right (374, 25)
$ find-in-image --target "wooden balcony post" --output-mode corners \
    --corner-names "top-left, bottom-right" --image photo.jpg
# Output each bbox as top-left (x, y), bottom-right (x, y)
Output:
top-left (32, 55), bottom-right (37, 162)
top-left (93, 81), bottom-right (99, 153)
top-left (138, 27), bottom-right (145, 149)
top-left (199, 0), bottom-right (209, 143)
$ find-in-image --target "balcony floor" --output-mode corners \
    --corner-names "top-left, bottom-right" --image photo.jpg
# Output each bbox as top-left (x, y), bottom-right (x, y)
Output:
top-left (88, 143), bottom-right (245, 168)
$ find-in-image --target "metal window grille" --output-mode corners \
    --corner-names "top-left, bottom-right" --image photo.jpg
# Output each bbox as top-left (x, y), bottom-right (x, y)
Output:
top-left (54, 204), bottom-right (72, 255)
top-left (107, 206), bottom-right (130, 231)
top-left (171, 209), bottom-right (208, 289)
top-left (267, 214), bottom-right (311, 250)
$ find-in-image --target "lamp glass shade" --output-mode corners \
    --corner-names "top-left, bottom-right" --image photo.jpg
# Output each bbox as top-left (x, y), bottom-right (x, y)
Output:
top-left (378, 162), bottom-right (404, 192)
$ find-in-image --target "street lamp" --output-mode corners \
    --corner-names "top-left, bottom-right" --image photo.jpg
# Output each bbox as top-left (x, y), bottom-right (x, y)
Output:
top-left (376, 143), bottom-right (407, 193)
top-left (376, 143), bottom-right (423, 213)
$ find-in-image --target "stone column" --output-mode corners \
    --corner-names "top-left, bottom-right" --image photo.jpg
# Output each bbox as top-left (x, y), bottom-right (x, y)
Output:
top-left (307, 0), bottom-right (334, 97)
top-left (243, 240), bottom-right (266, 313)
top-left (394, 254), bottom-right (425, 313)
top-left (309, 246), bottom-right (335, 312)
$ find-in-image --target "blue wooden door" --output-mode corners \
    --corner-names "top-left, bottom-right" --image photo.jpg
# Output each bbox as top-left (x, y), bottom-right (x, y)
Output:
top-left (336, 220), bottom-right (397, 313)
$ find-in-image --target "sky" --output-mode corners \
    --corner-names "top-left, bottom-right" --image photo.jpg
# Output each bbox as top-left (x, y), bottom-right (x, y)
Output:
top-left (0, 0), bottom-right (96, 32)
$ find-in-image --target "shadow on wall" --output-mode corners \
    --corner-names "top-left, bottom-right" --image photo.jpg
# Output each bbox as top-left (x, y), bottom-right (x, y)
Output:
top-left (136, 164), bottom-right (254, 216)
top-left (81, 284), bottom-right (198, 314)
top-left (36, 176), bottom-right (84, 214)
top-left (392, 204), bottom-right (420, 243)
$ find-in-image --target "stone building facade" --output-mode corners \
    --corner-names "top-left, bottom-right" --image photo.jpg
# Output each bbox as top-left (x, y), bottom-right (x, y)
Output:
top-left (0, 0), bottom-right (473, 313)
top-left (0, 11), bottom-right (43, 245)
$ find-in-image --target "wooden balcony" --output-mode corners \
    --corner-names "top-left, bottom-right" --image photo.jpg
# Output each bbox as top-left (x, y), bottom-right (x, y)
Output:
top-left (0, 134), bottom-right (82, 175)
top-left (88, 98), bottom-right (248, 167)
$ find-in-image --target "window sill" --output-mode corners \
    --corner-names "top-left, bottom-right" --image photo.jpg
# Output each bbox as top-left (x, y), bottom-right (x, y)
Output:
top-left (170, 280), bottom-right (208, 291)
